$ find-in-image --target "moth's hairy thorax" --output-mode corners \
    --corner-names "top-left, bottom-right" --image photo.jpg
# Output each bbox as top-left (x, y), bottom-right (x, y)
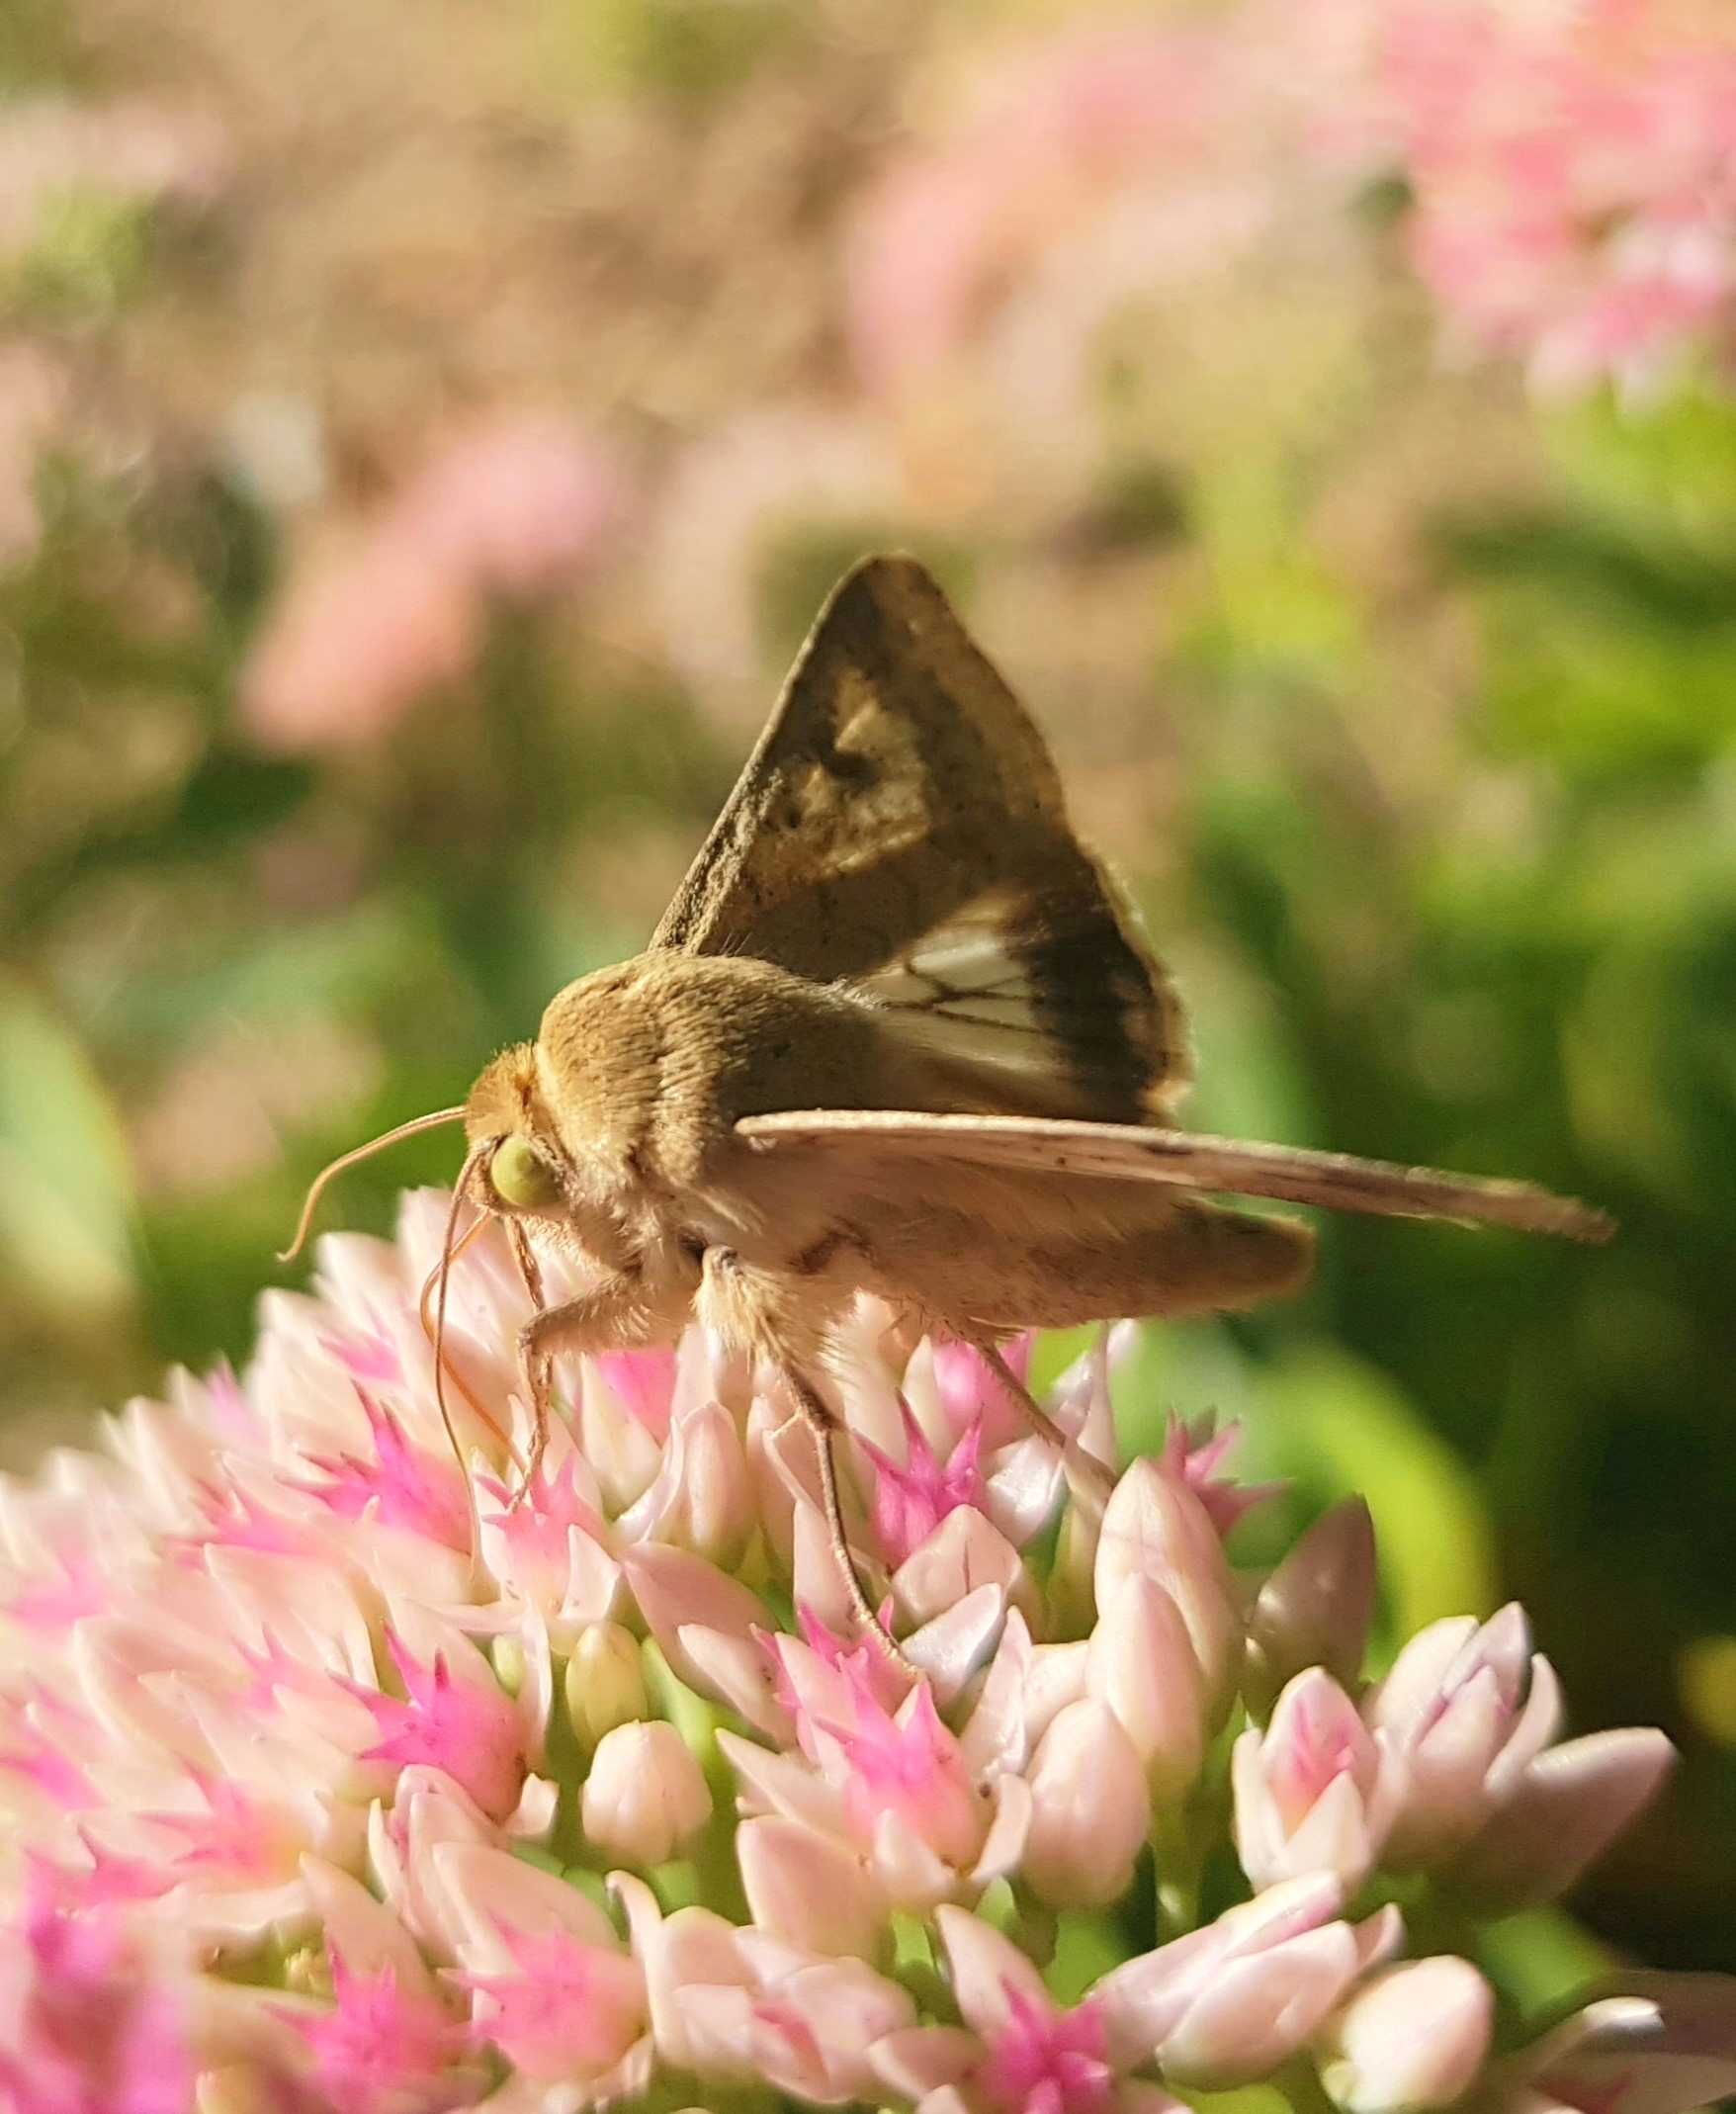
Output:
top-left (535, 952), bottom-right (896, 1197)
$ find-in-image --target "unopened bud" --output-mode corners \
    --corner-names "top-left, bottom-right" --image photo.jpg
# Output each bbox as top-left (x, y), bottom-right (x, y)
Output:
top-left (1022, 1699), bottom-right (1151, 1909)
top-left (491, 1632), bottom-right (526, 1698)
top-left (565, 1622), bottom-right (649, 1752)
top-left (581, 1719), bottom-right (712, 1866)
top-left (1245, 1498), bottom-right (1377, 1718)
top-left (668, 1400), bottom-right (755, 1572)
top-left (1320, 1958), bottom-right (1494, 2112)
top-left (1087, 1573), bottom-right (1208, 1806)
top-left (1095, 1458), bottom-right (1244, 1722)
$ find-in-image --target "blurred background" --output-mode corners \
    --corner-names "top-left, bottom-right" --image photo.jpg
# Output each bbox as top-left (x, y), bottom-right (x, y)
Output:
top-left (1, 0), bottom-right (1733, 1987)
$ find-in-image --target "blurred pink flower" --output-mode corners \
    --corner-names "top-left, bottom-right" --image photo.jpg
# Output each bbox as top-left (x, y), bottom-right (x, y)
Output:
top-left (1489, 1975), bottom-right (1736, 2114)
top-left (0, 1860), bottom-right (193, 2114)
top-left (243, 416), bottom-right (622, 750)
top-left (844, 0), bottom-right (1736, 410)
top-left (1320, 0), bottom-right (1736, 392)
top-left (288, 1952), bottom-right (470, 2114)
top-left (846, 24), bottom-right (1266, 396)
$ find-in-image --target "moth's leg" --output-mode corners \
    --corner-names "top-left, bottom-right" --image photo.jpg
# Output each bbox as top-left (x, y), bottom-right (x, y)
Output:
top-left (514, 1274), bottom-right (655, 1502)
top-left (782, 1365), bottom-right (910, 1670)
top-left (699, 1246), bottom-right (909, 1670)
top-left (504, 1221), bottom-right (549, 1493)
top-left (964, 1331), bottom-right (1116, 1506)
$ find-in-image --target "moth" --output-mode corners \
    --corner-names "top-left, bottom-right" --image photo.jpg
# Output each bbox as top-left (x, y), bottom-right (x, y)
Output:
top-left (285, 555), bottom-right (1610, 1639)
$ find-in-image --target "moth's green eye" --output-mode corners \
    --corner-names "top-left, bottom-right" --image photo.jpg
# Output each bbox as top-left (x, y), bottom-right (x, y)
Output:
top-left (490, 1134), bottom-right (561, 1210)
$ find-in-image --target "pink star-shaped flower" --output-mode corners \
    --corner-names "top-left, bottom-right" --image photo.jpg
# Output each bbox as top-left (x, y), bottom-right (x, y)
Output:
top-left (476, 1453), bottom-right (603, 1575)
top-left (1158, 1412), bottom-right (1282, 1539)
top-left (861, 1400), bottom-right (987, 1568)
top-left (351, 1633), bottom-right (527, 1819)
top-left (301, 1392), bottom-right (473, 1551)
top-left (290, 1955), bottom-right (471, 2114)
top-left (979, 1983), bottom-right (1116, 2114)
top-left (454, 1922), bottom-right (646, 2080)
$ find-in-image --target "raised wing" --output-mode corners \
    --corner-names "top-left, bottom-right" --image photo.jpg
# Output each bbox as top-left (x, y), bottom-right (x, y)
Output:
top-left (735, 1108), bottom-right (1615, 1243)
top-left (652, 555), bottom-right (1186, 1124)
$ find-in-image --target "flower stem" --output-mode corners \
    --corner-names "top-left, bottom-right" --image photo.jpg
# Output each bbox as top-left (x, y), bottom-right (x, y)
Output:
top-left (1153, 1807), bottom-right (1203, 1941)
top-left (1276, 2053), bottom-right (1341, 2114)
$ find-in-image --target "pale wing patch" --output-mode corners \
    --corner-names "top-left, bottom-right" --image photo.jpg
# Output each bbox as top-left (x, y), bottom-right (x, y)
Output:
top-left (864, 887), bottom-right (1043, 1021)
top-left (860, 886), bottom-right (1137, 1116)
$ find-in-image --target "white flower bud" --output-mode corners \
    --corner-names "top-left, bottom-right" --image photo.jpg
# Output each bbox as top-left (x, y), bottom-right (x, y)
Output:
top-left (1087, 1572), bottom-right (1208, 1806)
top-left (1095, 1458), bottom-right (1244, 1723)
top-left (1320, 1958), bottom-right (1494, 2112)
top-left (1021, 1699), bottom-right (1151, 1909)
top-left (565, 1622), bottom-right (650, 1752)
top-left (581, 1719), bottom-right (711, 1866)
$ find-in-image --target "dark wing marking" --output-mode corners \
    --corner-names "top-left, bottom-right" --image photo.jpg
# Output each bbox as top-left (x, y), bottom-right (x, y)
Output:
top-left (652, 554), bottom-right (1186, 1124)
top-left (734, 1109), bottom-right (1616, 1243)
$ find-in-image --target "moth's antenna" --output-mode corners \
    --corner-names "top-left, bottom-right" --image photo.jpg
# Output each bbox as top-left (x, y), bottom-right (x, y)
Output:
top-left (278, 1107), bottom-right (469, 1263)
top-left (431, 1140), bottom-right (496, 1484)
top-left (416, 1219), bottom-right (518, 1460)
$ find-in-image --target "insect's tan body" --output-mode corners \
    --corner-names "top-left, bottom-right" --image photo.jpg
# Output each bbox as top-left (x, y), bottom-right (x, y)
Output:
top-left (466, 949), bottom-right (1310, 1374)
top-left (289, 554), bottom-right (1607, 1648)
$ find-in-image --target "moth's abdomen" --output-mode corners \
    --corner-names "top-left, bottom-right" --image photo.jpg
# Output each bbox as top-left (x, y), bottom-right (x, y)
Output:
top-left (841, 1161), bottom-right (1315, 1333)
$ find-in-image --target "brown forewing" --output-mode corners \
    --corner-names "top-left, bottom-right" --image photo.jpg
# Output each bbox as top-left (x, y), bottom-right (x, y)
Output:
top-left (651, 555), bottom-right (1188, 1125)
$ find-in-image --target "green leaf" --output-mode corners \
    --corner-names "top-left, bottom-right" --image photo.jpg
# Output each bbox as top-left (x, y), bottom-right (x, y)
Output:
top-left (0, 972), bottom-right (135, 1320)
top-left (1256, 1345), bottom-right (1499, 1646)
top-left (1477, 1907), bottom-right (1614, 2016)
top-left (1045, 1910), bottom-right (1130, 2006)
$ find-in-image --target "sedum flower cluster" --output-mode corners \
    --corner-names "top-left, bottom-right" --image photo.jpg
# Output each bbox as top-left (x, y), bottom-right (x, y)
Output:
top-left (0, 1192), bottom-right (1732, 2114)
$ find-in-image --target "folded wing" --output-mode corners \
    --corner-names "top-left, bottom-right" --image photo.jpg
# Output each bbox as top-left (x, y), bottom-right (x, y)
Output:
top-left (735, 1108), bottom-right (1615, 1243)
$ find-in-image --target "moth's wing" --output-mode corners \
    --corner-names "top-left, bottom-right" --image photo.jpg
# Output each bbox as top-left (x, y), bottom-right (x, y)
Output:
top-left (651, 554), bottom-right (1186, 1124)
top-left (735, 1109), bottom-right (1616, 1243)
